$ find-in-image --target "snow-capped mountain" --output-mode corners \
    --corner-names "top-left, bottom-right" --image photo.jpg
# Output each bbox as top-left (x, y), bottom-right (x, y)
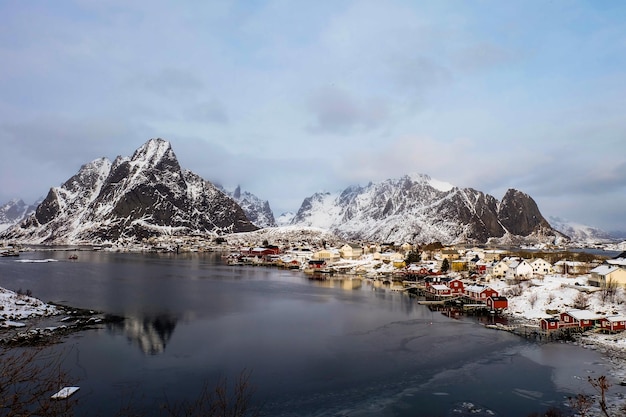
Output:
top-left (0, 139), bottom-right (257, 244)
top-left (276, 212), bottom-right (295, 227)
top-left (290, 174), bottom-right (564, 245)
top-left (548, 216), bottom-right (614, 243)
top-left (0, 199), bottom-right (37, 232)
top-left (221, 185), bottom-right (276, 228)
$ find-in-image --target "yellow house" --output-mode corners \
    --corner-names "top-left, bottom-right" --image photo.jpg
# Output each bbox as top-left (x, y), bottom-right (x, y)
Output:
top-left (451, 260), bottom-right (468, 272)
top-left (340, 244), bottom-right (363, 260)
top-left (589, 265), bottom-right (626, 288)
top-left (313, 249), bottom-right (340, 262)
top-left (441, 249), bottom-right (460, 260)
top-left (492, 260), bottom-right (510, 278)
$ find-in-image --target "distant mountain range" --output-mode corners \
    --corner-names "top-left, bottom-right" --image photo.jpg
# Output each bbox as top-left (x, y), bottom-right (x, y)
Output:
top-left (288, 174), bottom-right (566, 245)
top-left (0, 138), bottom-right (618, 245)
top-left (548, 216), bottom-right (621, 243)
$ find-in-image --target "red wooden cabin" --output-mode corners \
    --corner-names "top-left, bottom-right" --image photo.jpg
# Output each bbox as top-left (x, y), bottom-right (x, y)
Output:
top-left (447, 278), bottom-right (465, 294)
top-left (540, 317), bottom-right (560, 331)
top-left (486, 296), bottom-right (508, 311)
top-left (599, 316), bottom-right (626, 333)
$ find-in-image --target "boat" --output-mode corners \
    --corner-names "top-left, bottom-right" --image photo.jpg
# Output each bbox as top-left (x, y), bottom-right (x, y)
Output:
top-left (1, 250), bottom-right (19, 257)
top-left (68, 254), bottom-right (78, 260)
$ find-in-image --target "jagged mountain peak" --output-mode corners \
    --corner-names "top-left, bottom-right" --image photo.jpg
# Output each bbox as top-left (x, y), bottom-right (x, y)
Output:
top-left (1, 138), bottom-right (257, 244)
top-left (131, 138), bottom-right (174, 166)
top-left (290, 175), bottom-right (562, 245)
top-left (402, 173), bottom-right (455, 192)
top-left (220, 185), bottom-right (276, 228)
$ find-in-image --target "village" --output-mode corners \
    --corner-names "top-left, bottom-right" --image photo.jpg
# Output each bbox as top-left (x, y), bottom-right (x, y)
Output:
top-left (223, 238), bottom-right (626, 341)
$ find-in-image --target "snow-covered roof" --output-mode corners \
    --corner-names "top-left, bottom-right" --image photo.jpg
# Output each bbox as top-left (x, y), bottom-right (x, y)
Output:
top-left (565, 309), bottom-right (605, 321)
top-left (603, 315), bottom-right (626, 323)
top-left (431, 284), bottom-right (449, 291)
top-left (607, 258), bottom-right (626, 266)
top-left (465, 285), bottom-right (492, 293)
top-left (590, 265), bottom-right (619, 275)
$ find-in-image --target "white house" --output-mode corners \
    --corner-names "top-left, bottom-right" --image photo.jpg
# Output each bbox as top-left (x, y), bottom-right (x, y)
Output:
top-left (531, 258), bottom-right (554, 276)
top-left (505, 260), bottom-right (534, 282)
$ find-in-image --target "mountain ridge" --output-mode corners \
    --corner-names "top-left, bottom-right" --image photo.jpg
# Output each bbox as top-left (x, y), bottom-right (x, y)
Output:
top-left (289, 174), bottom-right (566, 245)
top-left (1, 139), bottom-right (257, 244)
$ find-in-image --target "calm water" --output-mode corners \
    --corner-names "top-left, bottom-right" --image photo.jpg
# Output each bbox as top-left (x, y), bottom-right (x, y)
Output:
top-left (1, 251), bottom-right (624, 416)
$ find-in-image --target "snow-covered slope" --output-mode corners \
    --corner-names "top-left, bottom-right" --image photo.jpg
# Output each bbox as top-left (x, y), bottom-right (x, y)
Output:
top-left (221, 185), bottom-right (276, 228)
top-left (276, 212), bottom-right (295, 227)
top-left (291, 174), bottom-right (563, 245)
top-left (549, 216), bottom-right (614, 243)
top-left (0, 139), bottom-right (257, 244)
top-left (0, 199), bottom-right (37, 232)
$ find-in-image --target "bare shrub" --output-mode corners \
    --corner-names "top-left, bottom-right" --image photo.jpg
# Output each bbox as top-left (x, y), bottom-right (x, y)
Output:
top-left (573, 292), bottom-right (590, 310)
top-left (588, 375), bottom-right (611, 417)
top-left (568, 393), bottom-right (594, 417)
top-left (528, 293), bottom-right (538, 309)
top-left (506, 284), bottom-right (524, 297)
top-left (159, 369), bottom-right (261, 417)
top-left (600, 279), bottom-right (618, 305)
top-left (0, 347), bottom-right (76, 416)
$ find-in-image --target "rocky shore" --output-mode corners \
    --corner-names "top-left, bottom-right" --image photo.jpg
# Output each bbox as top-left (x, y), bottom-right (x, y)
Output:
top-left (0, 287), bottom-right (123, 347)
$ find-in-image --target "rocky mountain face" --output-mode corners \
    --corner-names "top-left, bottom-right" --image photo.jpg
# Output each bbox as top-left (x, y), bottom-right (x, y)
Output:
top-left (290, 174), bottom-right (565, 245)
top-left (0, 199), bottom-right (37, 232)
top-left (0, 139), bottom-right (257, 244)
top-left (221, 185), bottom-right (276, 228)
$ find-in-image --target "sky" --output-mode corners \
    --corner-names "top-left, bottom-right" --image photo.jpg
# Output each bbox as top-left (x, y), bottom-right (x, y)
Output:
top-left (1, 0), bottom-right (626, 232)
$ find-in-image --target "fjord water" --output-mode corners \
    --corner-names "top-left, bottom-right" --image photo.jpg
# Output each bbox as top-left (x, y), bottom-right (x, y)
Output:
top-left (1, 252), bottom-right (623, 416)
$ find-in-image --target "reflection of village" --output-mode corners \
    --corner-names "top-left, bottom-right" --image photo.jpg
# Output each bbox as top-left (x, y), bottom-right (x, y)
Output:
top-left (107, 315), bottom-right (177, 355)
top-left (227, 242), bottom-right (626, 340)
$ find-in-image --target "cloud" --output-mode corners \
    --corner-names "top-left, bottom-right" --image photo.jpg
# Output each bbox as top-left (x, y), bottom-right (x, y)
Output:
top-left (453, 42), bottom-right (516, 73)
top-left (130, 68), bottom-right (206, 99)
top-left (306, 86), bottom-right (388, 134)
top-left (186, 100), bottom-right (229, 125)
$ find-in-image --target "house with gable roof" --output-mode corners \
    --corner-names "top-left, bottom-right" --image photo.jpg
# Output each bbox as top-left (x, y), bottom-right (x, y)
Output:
top-left (464, 285), bottom-right (499, 302)
top-left (504, 259), bottom-right (533, 282)
top-left (427, 284), bottom-right (452, 297)
top-left (540, 317), bottom-right (560, 331)
top-left (339, 243), bottom-right (363, 260)
top-left (554, 260), bottom-right (586, 275)
top-left (599, 316), bottom-right (626, 333)
top-left (492, 259), bottom-right (511, 278)
top-left (588, 264), bottom-right (626, 288)
top-left (447, 278), bottom-right (465, 294)
top-left (486, 296), bottom-right (508, 312)
top-left (531, 258), bottom-right (554, 276)
top-left (559, 309), bottom-right (604, 330)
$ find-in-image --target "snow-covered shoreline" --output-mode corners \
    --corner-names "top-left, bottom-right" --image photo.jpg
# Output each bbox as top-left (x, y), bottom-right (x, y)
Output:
top-left (0, 286), bottom-right (60, 326)
top-left (0, 286), bottom-right (116, 346)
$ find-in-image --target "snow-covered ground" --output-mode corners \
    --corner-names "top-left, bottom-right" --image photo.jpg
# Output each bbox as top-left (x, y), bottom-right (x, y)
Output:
top-left (0, 287), bottom-right (59, 327)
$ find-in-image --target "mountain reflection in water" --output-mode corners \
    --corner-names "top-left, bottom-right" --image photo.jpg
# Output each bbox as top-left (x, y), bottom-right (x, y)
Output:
top-left (107, 315), bottom-right (177, 355)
